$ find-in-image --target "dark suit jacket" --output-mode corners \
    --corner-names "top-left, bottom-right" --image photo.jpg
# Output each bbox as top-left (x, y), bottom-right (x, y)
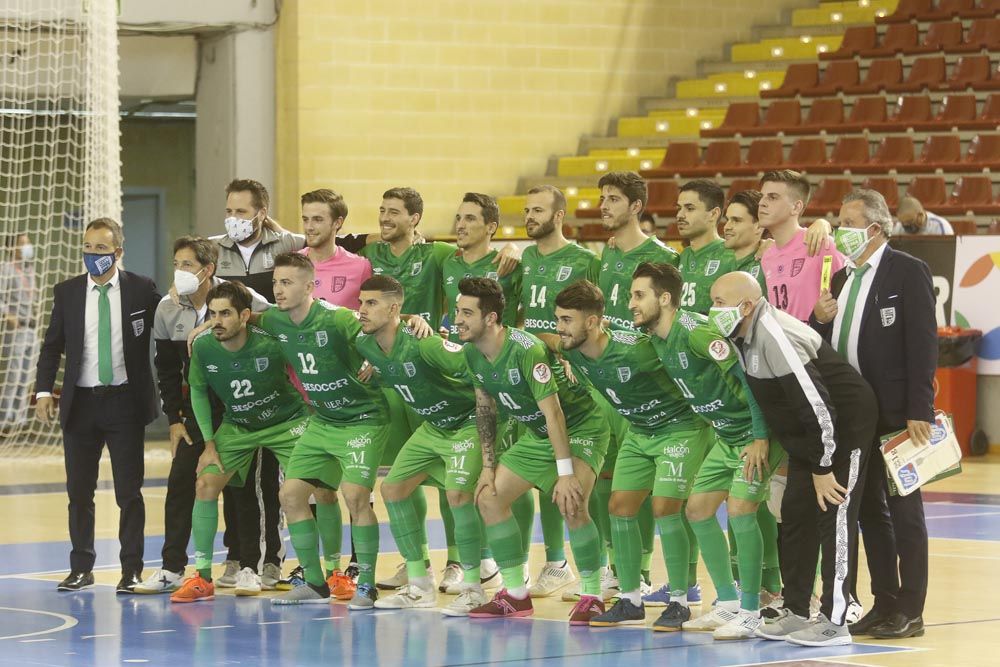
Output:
top-left (809, 244), bottom-right (937, 435)
top-left (36, 270), bottom-right (162, 429)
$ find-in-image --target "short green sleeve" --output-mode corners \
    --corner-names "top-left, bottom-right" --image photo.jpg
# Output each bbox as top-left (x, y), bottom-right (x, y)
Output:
top-left (419, 336), bottom-right (469, 378)
top-left (523, 344), bottom-right (559, 403)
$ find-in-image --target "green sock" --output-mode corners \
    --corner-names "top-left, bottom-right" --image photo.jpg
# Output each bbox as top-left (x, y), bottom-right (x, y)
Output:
top-left (656, 513), bottom-right (690, 596)
top-left (413, 487), bottom-right (431, 567)
top-left (684, 508), bottom-right (699, 584)
top-left (609, 515), bottom-right (641, 593)
top-left (589, 487), bottom-right (611, 568)
top-left (730, 513), bottom-right (763, 610)
top-left (511, 491), bottom-right (536, 554)
top-left (568, 520), bottom-right (602, 596)
top-left (638, 494), bottom-right (655, 553)
top-left (192, 499), bottom-right (218, 581)
top-left (689, 516), bottom-right (738, 602)
top-left (479, 513), bottom-right (492, 559)
top-left (728, 522), bottom-right (740, 582)
top-left (289, 519), bottom-right (325, 587)
top-left (440, 491), bottom-right (459, 563)
top-left (539, 493), bottom-right (566, 562)
top-left (316, 502), bottom-right (342, 576)
top-left (385, 497), bottom-right (424, 563)
top-left (485, 516), bottom-right (525, 573)
top-left (450, 502), bottom-right (482, 584)
top-left (758, 503), bottom-right (781, 593)
top-left (352, 523), bottom-right (380, 587)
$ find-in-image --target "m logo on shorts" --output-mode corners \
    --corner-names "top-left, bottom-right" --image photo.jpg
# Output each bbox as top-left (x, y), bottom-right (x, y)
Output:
top-left (556, 266), bottom-right (572, 282)
top-left (508, 368), bottom-right (522, 384)
top-left (255, 357), bottom-right (269, 372)
top-left (315, 331), bottom-right (329, 347)
top-left (678, 352), bottom-right (689, 369)
top-left (411, 261), bottom-right (423, 276)
top-left (403, 362), bottom-right (417, 378)
top-left (617, 367), bottom-right (632, 383)
top-left (704, 260), bottom-right (720, 276)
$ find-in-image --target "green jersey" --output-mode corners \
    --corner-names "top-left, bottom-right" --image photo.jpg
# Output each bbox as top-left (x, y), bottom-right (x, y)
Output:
top-left (257, 300), bottom-right (388, 425)
top-left (730, 250), bottom-right (767, 294)
top-left (561, 329), bottom-right (698, 435)
top-left (600, 236), bottom-right (680, 331)
top-left (464, 327), bottom-right (595, 438)
top-left (442, 249), bottom-right (521, 342)
top-left (651, 310), bottom-right (754, 444)
top-left (355, 322), bottom-right (476, 430)
top-left (678, 238), bottom-right (733, 315)
top-left (189, 326), bottom-right (303, 435)
top-left (361, 241), bottom-right (457, 325)
top-left (519, 243), bottom-right (599, 334)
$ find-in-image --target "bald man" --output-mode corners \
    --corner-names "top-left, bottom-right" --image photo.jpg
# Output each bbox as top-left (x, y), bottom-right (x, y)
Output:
top-left (708, 272), bottom-right (877, 648)
top-left (893, 197), bottom-right (953, 236)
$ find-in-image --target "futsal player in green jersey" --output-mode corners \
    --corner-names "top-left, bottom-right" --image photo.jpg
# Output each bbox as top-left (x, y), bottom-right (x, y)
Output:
top-left (456, 277), bottom-right (611, 624)
top-left (676, 180), bottom-right (733, 315)
top-left (170, 281), bottom-right (339, 604)
top-left (631, 262), bottom-right (784, 640)
top-left (253, 253), bottom-right (392, 610)
top-left (354, 275), bottom-right (493, 616)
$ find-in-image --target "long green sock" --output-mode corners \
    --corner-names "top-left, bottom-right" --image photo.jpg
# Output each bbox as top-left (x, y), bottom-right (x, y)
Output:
top-left (539, 493), bottom-right (566, 562)
top-left (684, 508), bottom-right (699, 584)
top-left (590, 484), bottom-right (611, 568)
top-left (511, 491), bottom-right (536, 554)
top-left (638, 495), bottom-right (655, 584)
top-left (485, 516), bottom-right (525, 588)
top-left (609, 515), bottom-right (641, 592)
top-left (192, 499), bottom-right (218, 581)
top-left (289, 519), bottom-right (325, 587)
top-left (316, 502), bottom-right (343, 576)
top-left (758, 504), bottom-right (781, 594)
top-left (479, 514), bottom-right (492, 559)
top-left (439, 490), bottom-right (459, 562)
top-left (568, 520), bottom-right (602, 596)
top-left (689, 516), bottom-right (738, 602)
top-left (450, 502), bottom-right (482, 584)
top-left (413, 487), bottom-right (431, 567)
top-left (730, 513), bottom-right (763, 610)
top-left (728, 523), bottom-right (739, 581)
top-left (656, 513), bottom-right (690, 597)
top-left (352, 523), bottom-right (380, 587)
top-left (385, 497), bottom-right (424, 563)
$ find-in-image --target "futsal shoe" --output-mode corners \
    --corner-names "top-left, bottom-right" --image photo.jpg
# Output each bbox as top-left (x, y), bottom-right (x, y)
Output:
top-left (439, 562), bottom-right (463, 593)
top-left (589, 598), bottom-right (645, 627)
top-left (261, 563), bottom-right (282, 590)
top-left (278, 565), bottom-right (305, 591)
top-left (785, 613), bottom-right (851, 647)
top-left (134, 569), bottom-right (182, 594)
top-left (327, 569), bottom-right (357, 601)
top-left (57, 571), bottom-right (94, 592)
top-left (215, 560), bottom-right (239, 588)
top-left (643, 582), bottom-right (702, 608)
top-left (568, 595), bottom-right (606, 625)
top-left (528, 561), bottom-right (575, 598)
top-left (468, 588), bottom-right (534, 618)
top-left (713, 609), bottom-right (762, 640)
top-left (756, 608), bottom-right (812, 640)
top-left (272, 581), bottom-right (331, 605)
top-left (348, 583), bottom-right (379, 610)
top-left (682, 606), bottom-right (738, 632)
top-left (441, 585), bottom-right (488, 617)
top-left (845, 599), bottom-right (864, 625)
top-left (374, 583), bottom-right (437, 609)
top-left (652, 601), bottom-right (691, 632)
top-left (170, 574), bottom-right (215, 603)
top-left (234, 567), bottom-right (262, 596)
top-left (376, 562), bottom-right (408, 591)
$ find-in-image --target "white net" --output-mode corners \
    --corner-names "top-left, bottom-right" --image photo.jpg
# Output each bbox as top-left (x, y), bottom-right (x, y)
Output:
top-left (0, 0), bottom-right (120, 457)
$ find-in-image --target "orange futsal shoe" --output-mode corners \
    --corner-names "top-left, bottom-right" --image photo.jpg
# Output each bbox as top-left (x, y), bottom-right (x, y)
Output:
top-left (170, 574), bottom-right (215, 603)
top-left (328, 570), bottom-right (357, 601)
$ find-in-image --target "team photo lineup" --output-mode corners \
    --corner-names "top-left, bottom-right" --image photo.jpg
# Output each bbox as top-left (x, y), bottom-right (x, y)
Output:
top-left (37, 168), bottom-right (938, 648)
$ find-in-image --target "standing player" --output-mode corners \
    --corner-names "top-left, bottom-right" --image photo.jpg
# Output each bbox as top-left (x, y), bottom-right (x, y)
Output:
top-left (299, 188), bottom-right (372, 307)
top-left (630, 262), bottom-right (783, 640)
top-left (723, 190), bottom-right (766, 294)
top-left (170, 281), bottom-right (339, 604)
top-left (547, 281), bottom-right (714, 632)
top-left (355, 275), bottom-right (492, 616)
top-left (456, 277), bottom-right (611, 624)
top-left (676, 180), bottom-right (732, 316)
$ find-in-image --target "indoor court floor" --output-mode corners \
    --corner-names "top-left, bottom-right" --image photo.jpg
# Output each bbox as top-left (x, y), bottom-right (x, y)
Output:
top-left (1, 445), bottom-right (998, 667)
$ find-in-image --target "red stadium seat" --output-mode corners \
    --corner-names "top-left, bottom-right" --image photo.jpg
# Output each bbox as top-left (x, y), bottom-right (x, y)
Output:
top-left (861, 177), bottom-right (901, 209)
top-left (786, 138), bottom-right (828, 172)
top-left (951, 219), bottom-right (980, 235)
top-left (821, 26), bottom-right (878, 60)
top-left (945, 55), bottom-right (993, 91)
top-left (725, 179), bottom-right (762, 203)
top-left (683, 140), bottom-right (742, 176)
top-left (842, 97), bottom-right (888, 132)
top-left (843, 58), bottom-right (903, 95)
top-left (915, 93), bottom-right (977, 130)
top-left (877, 0), bottom-right (933, 23)
top-left (645, 180), bottom-right (680, 216)
top-left (702, 102), bottom-right (760, 138)
top-left (795, 98), bottom-right (844, 134)
top-left (641, 142), bottom-right (699, 178)
top-left (762, 63), bottom-right (819, 99)
top-left (968, 94), bottom-right (1000, 130)
top-left (906, 176), bottom-right (949, 207)
top-left (861, 23), bottom-right (919, 58)
top-left (938, 175), bottom-right (1000, 215)
top-left (805, 178), bottom-right (855, 216)
top-left (965, 0), bottom-right (1000, 18)
top-left (816, 136), bottom-right (871, 172)
top-left (902, 134), bottom-right (962, 172)
top-left (880, 95), bottom-right (933, 131)
top-left (804, 60), bottom-right (860, 97)
top-left (946, 18), bottom-right (1000, 53)
top-left (888, 56), bottom-right (947, 93)
top-left (920, 0), bottom-right (975, 20)
top-left (870, 136), bottom-right (916, 170)
top-left (734, 139), bottom-right (784, 174)
top-left (910, 21), bottom-right (965, 54)
top-left (756, 100), bottom-right (801, 136)
top-left (963, 134), bottom-right (1000, 170)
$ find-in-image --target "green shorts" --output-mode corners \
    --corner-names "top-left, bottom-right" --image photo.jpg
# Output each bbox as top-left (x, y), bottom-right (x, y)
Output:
top-left (379, 388), bottom-right (418, 466)
top-left (612, 422), bottom-right (714, 499)
top-left (691, 435), bottom-right (785, 502)
top-left (204, 413), bottom-right (340, 490)
top-left (588, 386), bottom-right (629, 475)
top-left (496, 417), bottom-right (521, 456)
top-left (499, 410), bottom-right (610, 495)
top-left (286, 417), bottom-right (389, 490)
top-left (384, 420), bottom-right (482, 493)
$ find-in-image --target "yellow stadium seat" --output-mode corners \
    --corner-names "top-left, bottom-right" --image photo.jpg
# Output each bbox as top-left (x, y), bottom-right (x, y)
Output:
top-left (792, 0), bottom-right (898, 27)
top-left (676, 70), bottom-right (785, 99)
top-left (732, 36), bottom-right (845, 62)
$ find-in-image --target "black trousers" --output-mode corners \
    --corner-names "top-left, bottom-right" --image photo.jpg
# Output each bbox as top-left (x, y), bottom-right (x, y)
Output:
top-left (781, 446), bottom-right (869, 625)
top-left (849, 443), bottom-right (929, 618)
top-left (62, 388), bottom-right (146, 574)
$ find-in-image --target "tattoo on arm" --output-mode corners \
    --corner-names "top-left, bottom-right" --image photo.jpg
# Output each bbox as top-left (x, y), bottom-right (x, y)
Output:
top-left (475, 387), bottom-right (498, 469)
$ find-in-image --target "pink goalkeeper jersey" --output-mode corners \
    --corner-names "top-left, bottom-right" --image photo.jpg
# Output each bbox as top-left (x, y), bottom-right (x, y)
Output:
top-left (299, 245), bottom-right (372, 309)
top-left (761, 228), bottom-right (845, 322)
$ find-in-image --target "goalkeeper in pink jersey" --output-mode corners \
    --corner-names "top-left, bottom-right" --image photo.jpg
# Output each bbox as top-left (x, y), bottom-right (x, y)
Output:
top-left (298, 189), bottom-right (372, 308)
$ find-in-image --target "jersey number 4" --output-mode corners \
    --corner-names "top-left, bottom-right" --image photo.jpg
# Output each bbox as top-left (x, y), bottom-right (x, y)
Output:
top-left (230, 379), bottom-right (255, 399)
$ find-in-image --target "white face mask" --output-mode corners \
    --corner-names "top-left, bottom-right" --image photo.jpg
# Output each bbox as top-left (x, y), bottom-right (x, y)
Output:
top-left (19, 243), bottom-right (34, 260)
top-left (173, 268), bottom-right (206, 296)
top-left (224, 215), bottom-right (257, 243)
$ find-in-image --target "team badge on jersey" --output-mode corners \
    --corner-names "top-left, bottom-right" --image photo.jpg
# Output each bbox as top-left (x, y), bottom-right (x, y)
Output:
top-left (532, 363), bottom-right (551, 383)
top-left (132, 319), bottom-right (144, 337)
top-left (315, 331), bottom-right (329, 347)
top-left (678, 352), bottom-right (689, 369)
top-left (255, 357), bottom-right (269, 372)
top-left (708, 339), bottom-right (731, 361)
top-left (486, 271), bottom-right (499, 281)
top-left (705, 260), bottom-right (720, 276)
top-left (617, 367), bottom-right (632, 383)
top-left (790, 258), bottom-right (805, 277)
top-left (411, 261), bottom-right (423, 276)
top-left (556, 266), bottom-right (572, 282)
top-left (442, 339), bottom-right (463, 352)
top-left (508, 368), bottom-right (522, 385)
top-left (880, 307), bottom-right (896, 327)
top-left (750, 354), bottom-right (760, 373)
top-left (403, 362), bottom-right (417, 378)
top-left (332, 276), bottom-right (346, 293)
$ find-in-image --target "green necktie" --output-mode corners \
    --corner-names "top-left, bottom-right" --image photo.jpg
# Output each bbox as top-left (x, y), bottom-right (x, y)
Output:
top-left (96, 283), bottom-right (113, 385)
top-left (836, 263), bottom-right (870, 355)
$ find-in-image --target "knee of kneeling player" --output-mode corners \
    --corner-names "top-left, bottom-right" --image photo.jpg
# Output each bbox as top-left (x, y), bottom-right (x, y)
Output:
top-left (380, 482), bottom-right (406, 504)
top-left (445, 489), bottom-right (473, 507)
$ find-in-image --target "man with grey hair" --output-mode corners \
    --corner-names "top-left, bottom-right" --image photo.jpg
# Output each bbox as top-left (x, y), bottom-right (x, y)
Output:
top-left (810, 188), bottom-right (937, 640)
top-left (893, 196), bottom-right (953, 236)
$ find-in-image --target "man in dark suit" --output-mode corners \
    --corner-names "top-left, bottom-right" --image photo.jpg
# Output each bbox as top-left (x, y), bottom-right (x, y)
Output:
top-left (811, 189), bottom-right (937, 640)
top-left (35, 218), bottom-right (161, 593)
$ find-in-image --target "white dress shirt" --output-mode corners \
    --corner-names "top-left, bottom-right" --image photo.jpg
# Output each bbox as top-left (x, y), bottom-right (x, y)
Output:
top-left (79, 269), bottom-right (129, 387)
top-left (831, 242), bottom-right (888, 372)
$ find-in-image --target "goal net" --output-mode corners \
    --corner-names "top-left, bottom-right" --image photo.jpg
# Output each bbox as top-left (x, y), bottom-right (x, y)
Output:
top-left (0, 0), bottom-right (120, 457)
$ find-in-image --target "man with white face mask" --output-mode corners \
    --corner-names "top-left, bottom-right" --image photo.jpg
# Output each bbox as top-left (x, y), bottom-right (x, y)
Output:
top-left (0, 233), bottom-right (37, 430)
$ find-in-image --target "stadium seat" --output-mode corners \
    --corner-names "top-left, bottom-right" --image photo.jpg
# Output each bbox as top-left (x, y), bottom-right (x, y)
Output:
top-left (871, 135), bottom-right (917, 170)
top-left (881, 95), bottom-right (933, 131)
top-left (702, 102), bottom-right (760, 138)
top-left (963, 134), bottom-right (1000, 170)
top-left (821, 26), bottom-right (877, 60)
top-left (888, 56), bottom-right (947, 93)
top-left (795, 98), bottom-right (844, 134)
top-left (805, 178), bottom-right (855, 216)
top-left (787, 138), bottom-right (829, 171)
top-left (945, 55), bottom-right (993, 91)
top-left (684, 140), bottom-right (742, 176)
top-left (641, 142), bottom-right (700, 178)
top-left (947, 18), bottom-right (1000, 53)
top-left (916, 93), bottom-right (978, 130)
top-left (877, 0), bottom-right (933, 23)
top-left (939, 175), bottom-right (1000, 215)
top-left (989, 218), bottom-right (1000, 234)
top-left (735, 139), bottom-right (784, 174)
top-left (906, 175), bottom-right (949, 207)
top-left (968, 94), bottom-right (1000, 130)
top-left (645, 180), bottom-right (681, 216)
top-left (754, 100), bottom-right (801, 136)
top-left (902, 134), bottom-right (962, 172)
top-left (817, 136), bottom-right (871, 172)
top-left (909, 21), bottom-right (965, 54)
top-left (951, 219), bottom-right (980, 235)
top-left (804, 60), bottom-right (860, 97)
top-left (861, 176), bottom-right (901, 209)
top-left (965, 0), bottom-right (1000, 18)
top-left (725, 178), bottom-right (761, 202)
top-left (762, 63), bottom-right (819, 99)
top-left (843, 58), bottom-right (903, 94)
top-left (860, 23), bottom-right (919, 58)
top-left (921, 0), bottom-right (976, 21)
top-left (842, 96), bottom-right (889, 132)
